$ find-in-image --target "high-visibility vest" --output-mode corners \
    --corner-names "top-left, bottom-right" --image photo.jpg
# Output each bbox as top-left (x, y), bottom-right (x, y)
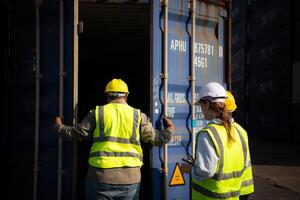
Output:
top-left (88, 103), bottom-right (143, 168)
top-left (192, 123), bottom-right (248, 200)
top-left (233, 122), bottom-right (254, 195)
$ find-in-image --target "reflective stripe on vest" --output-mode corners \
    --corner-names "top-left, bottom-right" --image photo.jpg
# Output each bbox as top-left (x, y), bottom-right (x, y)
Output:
top-left (88, 104), bottom-right (143, 168)
top-left (192, 124), bottom-right (247, 199)
top-left (192, 182), bottom-right (240, 199)
top-left (233, 123), bottom-right (254, 195)
top-left (241, 178), bottom-right (253, 187)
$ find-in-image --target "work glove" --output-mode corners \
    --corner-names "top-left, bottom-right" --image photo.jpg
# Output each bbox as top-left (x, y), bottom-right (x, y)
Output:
top-left (162, 116), bottom-right (175, 132)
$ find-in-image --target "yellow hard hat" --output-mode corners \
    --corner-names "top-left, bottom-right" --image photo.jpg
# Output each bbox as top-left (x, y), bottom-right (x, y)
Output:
top-left (225, 91), bottom-right (237, 112)
top-left (105, 79), bottom-right (129, 94)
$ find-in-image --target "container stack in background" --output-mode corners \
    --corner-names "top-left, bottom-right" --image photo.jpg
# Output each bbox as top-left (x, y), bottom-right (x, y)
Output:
top-left (231, 0), bottom-right (300, 143)
top-left (292, 0), bottom-right (300, 143)
top-left (249, 0), bottom-right (292, 142)
top-left (231, 0), bottom-right (248, 128)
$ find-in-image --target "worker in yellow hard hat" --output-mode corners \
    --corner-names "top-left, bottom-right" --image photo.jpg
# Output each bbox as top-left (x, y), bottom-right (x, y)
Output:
top-left (54, 78), bottom-right (175, 200)
top-left (104, 78), bottom-right (129, 94)
top-left (225, 91), bottom-right (254, 200)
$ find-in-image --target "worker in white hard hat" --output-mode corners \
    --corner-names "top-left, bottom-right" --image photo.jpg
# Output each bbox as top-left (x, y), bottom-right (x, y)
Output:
top-left (54, 78), bottom-right (175, 200)
top-left (225, 91), bottom-right (254, 200)
top-left (181, 82), bottom-right (249, 200)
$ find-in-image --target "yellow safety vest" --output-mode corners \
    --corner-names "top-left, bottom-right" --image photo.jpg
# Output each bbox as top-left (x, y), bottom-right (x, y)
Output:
top-left (88, 103), bottom-right (143, 168)
top-left (192, 123), bottom-right (247, 200)
top-left (233, 122), bottom-right (254, 195)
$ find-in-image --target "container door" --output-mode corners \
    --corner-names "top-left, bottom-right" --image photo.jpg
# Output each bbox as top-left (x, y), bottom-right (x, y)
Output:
top-left (150, 1), bottom-right (227, 199)
top-left (3, 0), bottom-right (75, 199)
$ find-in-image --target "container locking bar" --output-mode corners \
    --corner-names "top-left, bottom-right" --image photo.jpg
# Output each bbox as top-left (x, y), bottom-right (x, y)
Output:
top-left (162, 1), bottom-right (169, 200)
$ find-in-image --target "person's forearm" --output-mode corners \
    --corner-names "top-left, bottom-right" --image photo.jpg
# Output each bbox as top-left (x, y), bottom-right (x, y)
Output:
top-left (54, 110), bottom-right (95, 141)
top-left (55, 124), bottom-right (88, 141)
top-left (140, 113), bottom-right (174, 146)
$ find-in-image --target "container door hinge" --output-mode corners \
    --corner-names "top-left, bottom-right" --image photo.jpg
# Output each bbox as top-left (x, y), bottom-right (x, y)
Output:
top-left (219, 9), bottom-right (227, 18)
top-left (34, 166), bottom-right (41, 173)
top-left (160, 167), bottom-right (168, 174)
top-left (160, 73), bottom-right (168, 79)
top-left (188, 76), bottom-right (196, 81)
top-left (78, 21), bottom-right (84, 34)
top-left (35, 73), bottom-right (43, 79)
top-left (59, 71), bottom-right (67, 77)
top-left (57, 169), bottom-right (66, 175)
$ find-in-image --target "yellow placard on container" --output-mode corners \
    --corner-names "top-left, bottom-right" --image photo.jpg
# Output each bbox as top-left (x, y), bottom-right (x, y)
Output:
top-left (169, 162), bottom-right (185, 187)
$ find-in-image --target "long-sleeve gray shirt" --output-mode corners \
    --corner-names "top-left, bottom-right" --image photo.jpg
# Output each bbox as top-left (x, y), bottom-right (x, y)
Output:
top-left (54, 103), bottom-right (174, 184)
top-left (55, 109), bottom-right (172, 145)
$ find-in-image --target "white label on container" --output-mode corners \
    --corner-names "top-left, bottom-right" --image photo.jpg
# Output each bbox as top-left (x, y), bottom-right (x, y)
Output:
top-left (167, 107), bottom-right (176, 118)
top-left (170, 39), bottom-right (187, 52)
top-left (175, 93), bottom-right (186, 104)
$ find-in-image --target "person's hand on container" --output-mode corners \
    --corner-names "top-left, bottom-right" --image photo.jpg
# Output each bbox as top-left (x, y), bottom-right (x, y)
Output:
top-left (54, 116), bottom-right (63, 126)
top-left (162, 116), bottom-right (176, 132)
top-left (180, 161), bottom-right (193, 174)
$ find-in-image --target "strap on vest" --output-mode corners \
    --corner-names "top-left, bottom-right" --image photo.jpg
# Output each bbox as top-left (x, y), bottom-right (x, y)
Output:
top-left (241, 179), bottom-right (254, 187)
top-left (89, 151), bottom-right (143, 161)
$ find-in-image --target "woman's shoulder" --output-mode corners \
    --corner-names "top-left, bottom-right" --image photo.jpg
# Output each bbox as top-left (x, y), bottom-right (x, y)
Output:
top-left (197, 130), bottom-right (211, 141)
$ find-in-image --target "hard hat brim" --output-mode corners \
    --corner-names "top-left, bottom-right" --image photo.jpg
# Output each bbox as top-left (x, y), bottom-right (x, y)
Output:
top-left (195, 97), bottom-right (226, 105)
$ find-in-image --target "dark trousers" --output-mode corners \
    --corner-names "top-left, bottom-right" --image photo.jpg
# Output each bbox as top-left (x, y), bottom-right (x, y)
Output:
top-left (85, 178), bottom-right (140, 200)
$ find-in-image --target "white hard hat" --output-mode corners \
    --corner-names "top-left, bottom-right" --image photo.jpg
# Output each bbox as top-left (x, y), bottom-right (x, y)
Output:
top-left (195, 82), bottom-right (227, 104)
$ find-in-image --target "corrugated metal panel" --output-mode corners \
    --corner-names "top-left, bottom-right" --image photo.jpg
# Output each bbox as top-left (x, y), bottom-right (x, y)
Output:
top-left (251, 0), bottom-right (291, 41)
top-left (249, 66), bottom-right (291, 141)
top-left (232, 0), bottom-right (246, 25)
top-left (295, 0), bottom-right (300, 22)
top-left (250, 27), bottom-right (290, 72)
top-left (232, 19), bottom-right (246, 54)
top-left (294, 22), bottom-right (300, 61)
top-left (231, 79), bottom-right (247, 128)
top-left (4, 2), bottom-right (37, 199)
top-left (292, 103), bottom-right (300, 143)
top-left (293, 62), bottom-right (300, 103)
top-left (4, 1), bottom-right (74, 199)
top-left (292, 62), bottom-right (300, 142)
top-left (232, 48), bottom-right (245, 82)
top-left (250, 0), bottom-right (264, 9)
top-left (79, 3), bottom-right (148, 41)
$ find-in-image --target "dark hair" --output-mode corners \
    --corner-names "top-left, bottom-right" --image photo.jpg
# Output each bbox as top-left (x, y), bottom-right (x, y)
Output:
top-left (107, 93), bottom-right (127, 101)
top-left (209, 102), bottom-right (235, 145)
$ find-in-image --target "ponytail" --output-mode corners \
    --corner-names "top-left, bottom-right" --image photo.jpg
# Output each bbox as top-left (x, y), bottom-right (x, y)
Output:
top-left (210, 102), bottom-right (235, 145)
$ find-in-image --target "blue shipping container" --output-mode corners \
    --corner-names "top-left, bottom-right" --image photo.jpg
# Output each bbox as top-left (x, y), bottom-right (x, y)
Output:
top-left (4, 0), bottom-right (230, 199)
top-left (150, 1), bottom-right (227, 199)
